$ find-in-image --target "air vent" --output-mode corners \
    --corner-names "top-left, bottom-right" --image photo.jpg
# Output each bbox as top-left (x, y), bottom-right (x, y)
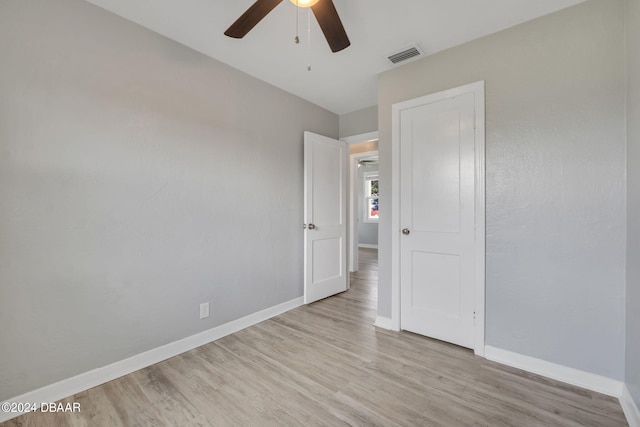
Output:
top-left (387, 44), bottom-right (424, 65)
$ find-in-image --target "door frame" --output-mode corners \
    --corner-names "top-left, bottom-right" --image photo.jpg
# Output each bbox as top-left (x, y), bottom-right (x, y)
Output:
top-left (341, 131), bottom-right (379, 272)
top-left (390, 81), bottom-right (486, 356)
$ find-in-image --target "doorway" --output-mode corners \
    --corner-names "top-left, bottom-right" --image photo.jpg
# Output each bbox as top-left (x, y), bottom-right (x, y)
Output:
top-left (346, 135), bottom-right (381, 326)
top-left (342, 131), bottom-right (379, 274)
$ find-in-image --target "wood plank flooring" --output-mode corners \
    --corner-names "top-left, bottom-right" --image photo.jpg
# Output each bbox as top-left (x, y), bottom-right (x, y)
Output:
top-left (2, 248), bottom-right (627, 426)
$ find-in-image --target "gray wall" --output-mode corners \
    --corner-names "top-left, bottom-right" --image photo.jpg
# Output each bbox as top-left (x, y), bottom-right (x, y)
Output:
top-left (359, 223), bottom-right (379, 247)
top-left (0, 0), bottom-right (338, 400)
top-left (627, 0), bottom-right (640, 407)
top-left (378, 0), bottom-right (626, 379)
top-left (339, 105), bottom-right (378, 138)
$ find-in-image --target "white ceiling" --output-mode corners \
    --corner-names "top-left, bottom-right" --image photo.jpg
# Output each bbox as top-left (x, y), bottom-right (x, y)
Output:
top-left (85, 0), bottom-right (585, 115)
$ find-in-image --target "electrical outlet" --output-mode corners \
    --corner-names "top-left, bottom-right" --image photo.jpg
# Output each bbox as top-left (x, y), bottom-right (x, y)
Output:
top-left (199, 302), bottom-right (210, 319)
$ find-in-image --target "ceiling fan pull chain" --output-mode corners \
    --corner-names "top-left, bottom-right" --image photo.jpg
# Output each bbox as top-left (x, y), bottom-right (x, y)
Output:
top-left (307, 7), bottom-right (312, 71)
top-left (295, 0), bottom-right (300, 44)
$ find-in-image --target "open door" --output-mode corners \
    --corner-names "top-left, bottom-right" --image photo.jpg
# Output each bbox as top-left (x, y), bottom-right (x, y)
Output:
top-left (304, 131), bottom-right (348, 304)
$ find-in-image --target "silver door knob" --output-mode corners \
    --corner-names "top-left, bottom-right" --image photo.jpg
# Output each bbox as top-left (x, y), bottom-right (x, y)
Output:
top-left (308, 224), bottom-right (316, 230)
top-left (402, 228), bottom-right (410, 235)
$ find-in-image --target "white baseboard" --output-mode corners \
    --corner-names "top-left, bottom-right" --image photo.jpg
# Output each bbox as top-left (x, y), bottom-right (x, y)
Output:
top-left (373, 315), bottom-right (394, 330)
top-left (358, 244), bottom-right (378, 249)
top-left (621, 384), bottom-right (640, 427)
top-left (0, 297), bottom-right (304, 423)
top-left (484, 346), bottom-right (624, 398)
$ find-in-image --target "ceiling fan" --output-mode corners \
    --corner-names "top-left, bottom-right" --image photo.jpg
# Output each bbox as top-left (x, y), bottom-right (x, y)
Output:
top-left (358, 158), bottom-right (378, 167)
top-left (224, 0), bottom-right (351, 53)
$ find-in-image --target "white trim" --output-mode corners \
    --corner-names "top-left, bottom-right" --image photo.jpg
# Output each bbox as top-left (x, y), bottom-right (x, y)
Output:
top-left (0, 297), bottom-right (304, 423)
top-left (373, 315), bottom-right (399, 331)
top-left (349, 150), bottom-right (379, 272)
top-left (340, 131), bottom-right (379, 145)
top-left (390, 97), bottom-right (402, 331)
top-left (358, 244), bottom-right (379, 249)
top-left (473, 81), bottom-right (486, 357)
top-left (484, 346), bottom-right (624, 398)
top-left (621, 384), bottom-right (640, 427)
top-left (390, 81), bottom-right (486, 355)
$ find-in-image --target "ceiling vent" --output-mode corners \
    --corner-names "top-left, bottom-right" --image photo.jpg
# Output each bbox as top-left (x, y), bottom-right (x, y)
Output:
top-left (387, 44), bottom-right (424, 65)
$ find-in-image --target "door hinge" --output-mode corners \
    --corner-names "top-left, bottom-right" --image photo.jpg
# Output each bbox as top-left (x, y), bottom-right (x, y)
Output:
top-left (473, 311), bottom-right (476, 324)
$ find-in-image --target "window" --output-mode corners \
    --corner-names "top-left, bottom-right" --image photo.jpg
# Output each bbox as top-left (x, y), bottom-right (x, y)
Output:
top-left (364, 172), bottom-right (379, 222)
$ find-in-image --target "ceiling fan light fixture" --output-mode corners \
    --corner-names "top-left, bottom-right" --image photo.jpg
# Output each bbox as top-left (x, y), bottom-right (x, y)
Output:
top-left (225, 0), bottom-right (350, 53)
top-left (290, 0), bottom-right (320, 8)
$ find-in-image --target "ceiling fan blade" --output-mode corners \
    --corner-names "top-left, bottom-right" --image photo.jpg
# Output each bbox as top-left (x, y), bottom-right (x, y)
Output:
top-left (224, 0), bottom-right (283, 39)
top-left (311, 0), bottom-right (350, 53)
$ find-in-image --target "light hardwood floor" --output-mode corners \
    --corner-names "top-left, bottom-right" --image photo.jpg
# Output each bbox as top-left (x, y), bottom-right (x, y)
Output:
top-left (3, 248), bottom-right (627, 426)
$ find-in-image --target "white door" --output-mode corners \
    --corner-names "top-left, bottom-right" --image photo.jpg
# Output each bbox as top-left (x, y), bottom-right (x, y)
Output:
top-left (304, 131), bottom-right (348, 304)
top-left (398, 86), bottom-right (483, 350)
